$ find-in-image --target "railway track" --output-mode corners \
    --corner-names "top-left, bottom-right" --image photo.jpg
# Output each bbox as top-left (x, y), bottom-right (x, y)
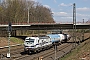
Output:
top-left (11, 35), bottom-right (85, 60)
top-left (10, 41), bottom-right (73, 60)
top-left (39, 43), bottom-right (72, 60)
top-left (0, 45), bottom-right (24, 59)
top-left (1, 33), bottom-right (89, 60)
top-left (2, 36), bottom-right (89, 60)
top-left (0, 36), bottom-right (74, 60)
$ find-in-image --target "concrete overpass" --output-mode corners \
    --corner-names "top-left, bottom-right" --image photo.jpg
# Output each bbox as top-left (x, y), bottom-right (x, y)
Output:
top-left (0, 23), bottom-right (90, 30)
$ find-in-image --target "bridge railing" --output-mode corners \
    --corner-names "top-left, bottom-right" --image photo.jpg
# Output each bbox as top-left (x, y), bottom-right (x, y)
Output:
top-left (0, 22), bottom-right (90, 25)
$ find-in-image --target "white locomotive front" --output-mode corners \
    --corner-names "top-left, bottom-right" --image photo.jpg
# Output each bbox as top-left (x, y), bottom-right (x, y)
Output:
top-left (24, 36), bottom-right (52, 54)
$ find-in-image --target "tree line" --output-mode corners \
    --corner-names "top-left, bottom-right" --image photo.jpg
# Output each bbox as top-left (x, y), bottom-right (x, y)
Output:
top-left (0, 0), bottom-right (55, 24)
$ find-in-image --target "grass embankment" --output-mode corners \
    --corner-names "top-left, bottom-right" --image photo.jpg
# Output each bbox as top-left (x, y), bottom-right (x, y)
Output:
top-left (10, 37), bottom-right (24, 44)
top-left (61, 38), bottom-right (90, 60)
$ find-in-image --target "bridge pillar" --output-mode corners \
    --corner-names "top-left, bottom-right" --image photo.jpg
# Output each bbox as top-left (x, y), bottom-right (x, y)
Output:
top-left (16, 30), bottom-right (24, 36)
top-left (11, 30), bottom-right (16, 36)
top-left (0, 30), bottom-right (7, 37)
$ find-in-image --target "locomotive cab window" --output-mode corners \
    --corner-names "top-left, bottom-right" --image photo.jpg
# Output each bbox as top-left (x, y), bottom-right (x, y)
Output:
top-left (38, 40), bottom-right (39, 43)
top-left (25, 38), bottom-right (34, 43)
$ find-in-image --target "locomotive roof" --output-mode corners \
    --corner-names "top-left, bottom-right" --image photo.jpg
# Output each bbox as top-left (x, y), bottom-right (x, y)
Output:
top-left (47, 34), bottom-right (60, 38)
top-left (39, 36), bottom-right (49, 39)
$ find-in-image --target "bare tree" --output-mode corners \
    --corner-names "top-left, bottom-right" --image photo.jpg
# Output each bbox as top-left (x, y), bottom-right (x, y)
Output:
top-left (0, 0), bottom-right (55, 24)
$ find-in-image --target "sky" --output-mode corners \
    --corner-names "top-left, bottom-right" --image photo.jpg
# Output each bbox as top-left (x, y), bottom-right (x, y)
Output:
top-left (33, 0), bottom-right (90, 23)
top-left (0, 0), bottom-right (90, 23)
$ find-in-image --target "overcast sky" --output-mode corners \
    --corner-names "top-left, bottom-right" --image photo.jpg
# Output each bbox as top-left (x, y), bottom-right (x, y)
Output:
top-left (33, 0), bottom-right (90, 23)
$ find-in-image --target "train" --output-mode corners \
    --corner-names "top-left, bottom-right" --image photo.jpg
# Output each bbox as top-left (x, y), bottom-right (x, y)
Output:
top-left (24, 33), bottom-right (71, 54)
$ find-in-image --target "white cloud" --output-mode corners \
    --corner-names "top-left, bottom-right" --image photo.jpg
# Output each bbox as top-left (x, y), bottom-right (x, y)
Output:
top-left (58, 12), bottom-right (68, 16)
top-left (53, 11), bottom-right (90, 23)
top-left (77, 7), bottom-right (90, 11)
top-left (53, 12), bottom-right (72, 17)
top-left (43, 5), bottom-right (50, 8)
top-left (26, 0), bottom-right (35, 1)
top-left (77, 13), bottom-right (90, 17)
top-left (59, 3), bottom-right (72, 7)
top-left (53, 12), bottom-right (73, 22)
top-left (26, 0), bottom-right (39, 2)
top-left (60, 3), bottom-right (67, 6)
top-left (76, 13), bottom-right (90, 22)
